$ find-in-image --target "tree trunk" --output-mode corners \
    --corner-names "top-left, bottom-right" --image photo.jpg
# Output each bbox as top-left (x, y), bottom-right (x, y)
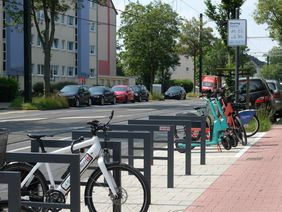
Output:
top-left (44, 47), bottom-right (51, 96)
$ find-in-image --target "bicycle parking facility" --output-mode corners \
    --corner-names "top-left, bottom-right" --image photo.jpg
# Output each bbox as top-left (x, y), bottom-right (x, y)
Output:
top-left (0, 102), bottom-right (261, 212)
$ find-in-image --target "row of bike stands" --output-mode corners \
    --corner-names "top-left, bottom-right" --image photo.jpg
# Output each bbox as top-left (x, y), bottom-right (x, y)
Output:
top-left (0, 112), bottom-right (207, 211)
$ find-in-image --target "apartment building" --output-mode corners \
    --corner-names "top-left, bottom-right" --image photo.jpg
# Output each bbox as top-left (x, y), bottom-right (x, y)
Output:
top-left (0, 0), bottom-right (131, 89)
top-left (171, 55), bottom-right (194, 82)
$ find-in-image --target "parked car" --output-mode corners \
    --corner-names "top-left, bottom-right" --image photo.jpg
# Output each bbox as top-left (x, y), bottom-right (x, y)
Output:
top-left (164, 86), bottom-right (186, 100)
top-left (130, 85), bottom-right (149, 102)
top-left (239, 77), bottom-right (273, 111)
top-left (266, 79), bottom-right (282, 117)
top-left (111, 85), bottom-right (135, 103)
top-left (59, 85), bottom-right (91, 107)
top-left (89, 86), bottom-right (116, 105)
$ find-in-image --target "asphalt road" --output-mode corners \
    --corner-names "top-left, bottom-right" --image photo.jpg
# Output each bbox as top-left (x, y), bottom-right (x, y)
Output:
top-left (0, 98), bottom-right (204, 152)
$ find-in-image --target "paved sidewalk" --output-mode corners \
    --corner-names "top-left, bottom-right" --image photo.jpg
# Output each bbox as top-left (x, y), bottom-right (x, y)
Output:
top-left (64, 131), bottom-right (267, 211)
top-left (185, 125), bottom-right (282, 212)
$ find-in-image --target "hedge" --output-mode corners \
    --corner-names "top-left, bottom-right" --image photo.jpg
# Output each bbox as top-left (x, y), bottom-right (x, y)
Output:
top-left (0, 77), bottom-right (19, 102)
top-left (169, 79), bottom-right (193, 93)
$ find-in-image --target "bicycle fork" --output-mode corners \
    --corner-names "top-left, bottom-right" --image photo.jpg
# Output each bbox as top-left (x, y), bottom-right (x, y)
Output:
top-left (97, 156), bottom-right (119, 197)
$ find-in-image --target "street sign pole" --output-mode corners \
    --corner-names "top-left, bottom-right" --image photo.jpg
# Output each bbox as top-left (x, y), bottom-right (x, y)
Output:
top-left (235, 8), bottom-right (239, 103)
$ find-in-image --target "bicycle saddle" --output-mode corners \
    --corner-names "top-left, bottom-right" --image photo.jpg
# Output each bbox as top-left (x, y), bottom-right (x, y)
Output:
top-left (27, 133), bottom-right (54, 140)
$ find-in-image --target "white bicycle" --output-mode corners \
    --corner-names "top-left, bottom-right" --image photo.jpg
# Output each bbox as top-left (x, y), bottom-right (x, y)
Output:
top-left (0, 111), bottom-right (150, 212)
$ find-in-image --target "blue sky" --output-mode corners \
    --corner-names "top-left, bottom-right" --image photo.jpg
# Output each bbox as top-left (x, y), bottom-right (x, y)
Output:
top-left (112, 0), bottom-right (278, 62)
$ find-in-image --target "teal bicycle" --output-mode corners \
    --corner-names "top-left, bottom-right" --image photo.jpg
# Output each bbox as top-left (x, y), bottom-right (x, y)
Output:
top-left (175, 91), bottom-right (237, 152)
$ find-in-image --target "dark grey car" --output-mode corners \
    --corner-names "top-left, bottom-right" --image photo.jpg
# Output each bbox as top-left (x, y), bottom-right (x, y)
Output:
top-left (89, 86), bottom-right (116, 105)
top-left (59, 85), bottom-right (91, 107)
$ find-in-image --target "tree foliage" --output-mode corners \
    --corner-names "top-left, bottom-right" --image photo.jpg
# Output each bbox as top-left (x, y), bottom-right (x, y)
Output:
top-left (178, 17), bottom-right (214, 91)
top-left (118, 1), bottom-right (180, 90)
top-left (5, 0), bottom-right (82, 96)
top-left (204, 0), bottom-right (245, 44)
top-left (254, 0), bottom-right (282, 44)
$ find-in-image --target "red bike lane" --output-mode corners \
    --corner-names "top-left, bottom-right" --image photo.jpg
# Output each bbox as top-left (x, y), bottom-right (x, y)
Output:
top-left (185, 125), bottom-right (282, 212)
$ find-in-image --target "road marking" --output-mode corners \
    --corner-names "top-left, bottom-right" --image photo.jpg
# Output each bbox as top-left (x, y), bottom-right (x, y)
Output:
top-left (8, 146), bottom-right (30, 152)
top-left (0, 118), bottom-right (46, 122)
top-left (57, 116), bottom-right (106, 120)
top-left (235, 132), bottom-right (266, 158)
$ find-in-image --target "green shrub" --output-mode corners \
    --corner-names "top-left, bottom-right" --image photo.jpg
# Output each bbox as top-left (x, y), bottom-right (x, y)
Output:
top-left (9, 95), bottom-right (68, 110)
top-left (257, 110), bottom-right (272, 132)
top-left (187, 92), bottom-right (199, 97)
top-left (149, 92), bottom-right (164, 101)
top-left (0, 77), bottom-right (19, 102)
top-left (169, 79), bottom-right (193, 93)
top-left (33, 82), bottom-right (44, 96)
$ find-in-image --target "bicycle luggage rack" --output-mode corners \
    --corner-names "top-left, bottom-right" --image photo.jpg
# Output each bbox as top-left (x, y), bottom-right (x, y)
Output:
top-left (108, 124), bottom-right (175, 188)
top-left (0, 171), bottom-right (21, 211)
top-left (149, 115), bottom-right (207, 165)
top-left (5, 152), bottom-right (80, 211)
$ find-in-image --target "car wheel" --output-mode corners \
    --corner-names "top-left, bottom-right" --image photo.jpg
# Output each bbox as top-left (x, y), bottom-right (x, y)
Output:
top-left (112, 97), bottom-right (116, 105)
top-left (75, 98), bottom-right (80, 107)
top-left (87, 98), bottom-right (92, 106)
top-left (100, 97), bottom-right (105, 105)
top-left (145, 96), bottom-right (149, 102)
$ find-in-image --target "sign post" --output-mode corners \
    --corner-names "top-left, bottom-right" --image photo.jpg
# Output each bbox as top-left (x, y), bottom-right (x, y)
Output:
top-left (228, 8), bottom-right (247, 103)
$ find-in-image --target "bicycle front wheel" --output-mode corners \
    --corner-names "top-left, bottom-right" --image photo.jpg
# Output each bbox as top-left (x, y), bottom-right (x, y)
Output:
top-left (243, 114), bottom-right (260, 137)
top-left (85, 163), bottom-right (150, 212)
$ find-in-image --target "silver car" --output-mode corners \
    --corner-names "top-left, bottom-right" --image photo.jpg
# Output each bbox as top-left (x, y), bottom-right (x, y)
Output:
top-left (266, 79), bottom-right (282, 117)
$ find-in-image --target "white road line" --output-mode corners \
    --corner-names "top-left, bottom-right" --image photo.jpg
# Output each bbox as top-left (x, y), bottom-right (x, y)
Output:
top-left (57, 116), bottom-right (106, 120)
top-left (8, 146), bottom-right (30, 152)
top-left (0, 118), bottom-right (46, 122)
top-left (235, 132), bottom-right (267, 158)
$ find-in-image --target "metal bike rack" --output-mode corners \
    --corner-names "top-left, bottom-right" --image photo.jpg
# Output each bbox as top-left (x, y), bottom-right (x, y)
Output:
top-left (128, 119), bottom-right (201, 176)
top-left (0, 171), bottom-right (21, 211)
top-left (109, 124), bottom-right (175, 188)
top-left (148, 115), bottom-right (207, 165)
top-left (72, 131), bottom-right (152, 204)
top-left (6, 152), bottom-right (80, 211)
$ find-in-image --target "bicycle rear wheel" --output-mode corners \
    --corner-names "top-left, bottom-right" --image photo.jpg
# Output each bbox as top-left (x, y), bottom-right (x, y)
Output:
top-left (85, 163), bottom-right (150, 212)
top-left (0, 163), bottom-right (48, 211)
top-left (243, 114), bottom-right (260, 137)
top-left (234, 116), bottom-right (248, 146)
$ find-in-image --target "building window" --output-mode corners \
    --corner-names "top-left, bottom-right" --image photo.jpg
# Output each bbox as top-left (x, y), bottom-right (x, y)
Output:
top-left (67, 67), bottom-right (74, 77)
top-left (50, 65), bottom-right (59, 76)
top-left (52, 38), bottom-right (59, 49)
top-left (90, 68), bottom-right (96, 78)
top-left (67, 41), bottom-right (74, 51)
top-left (62, 66), bottom-right (65, 76)
top-left (36, 10), bottom-right (44, 20)
top-left (67, 16), bottom-right (74, 26)
top-left (31, 34), bottom-right (35, 46)
top-left (61, 40), bottom-right (65, 50)
top-left (37, 36), bottom-right (42, 47)
top-left (37, 64), bottom-right (44, 75)
top-left (90, 22), bottom-right (96, 32)
top-left (90, 45), bottom-right (96, 55)
top-left (186, 67), bottom-right (189, 72)
top-left (61, 14), bottom-right (65, 24)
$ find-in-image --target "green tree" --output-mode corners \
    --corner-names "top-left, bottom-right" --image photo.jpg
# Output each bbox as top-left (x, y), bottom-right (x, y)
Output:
top-left (254, 0), bottom-right (282, 44)
top-left (118, 1), bottom-right (180, 90)
top-left (5, 0), bottom-right (78, 96)
top-left (204, 0), bottom-right (245, 44)
top-left (268, 46), bottom-right (282, 65)
top-left (178, 17), bottom-right (214, 91)
top-left (203, 39), bottom-right (228, 75)
top-left (260, 64), bottom-right (282, 80)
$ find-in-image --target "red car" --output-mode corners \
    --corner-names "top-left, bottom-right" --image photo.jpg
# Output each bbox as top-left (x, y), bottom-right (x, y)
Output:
top-left (111, 85), bottom-right (135, 103)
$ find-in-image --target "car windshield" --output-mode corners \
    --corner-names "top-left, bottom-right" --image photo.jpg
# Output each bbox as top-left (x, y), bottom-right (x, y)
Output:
top-left (112, 86), bottom-right (126, 92)
top-left (267, 82), bottom-right (276, 91)
top-left (131, 86), bottom-right (141, 92)
top-left (202, 82), bottom-right (214, 87)
top-left (167, 86), bottom-right (180, 92)
top-left (89, 87), bottom-right (104, 93)
top-left (60, 85), bottom-right (79, 93)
